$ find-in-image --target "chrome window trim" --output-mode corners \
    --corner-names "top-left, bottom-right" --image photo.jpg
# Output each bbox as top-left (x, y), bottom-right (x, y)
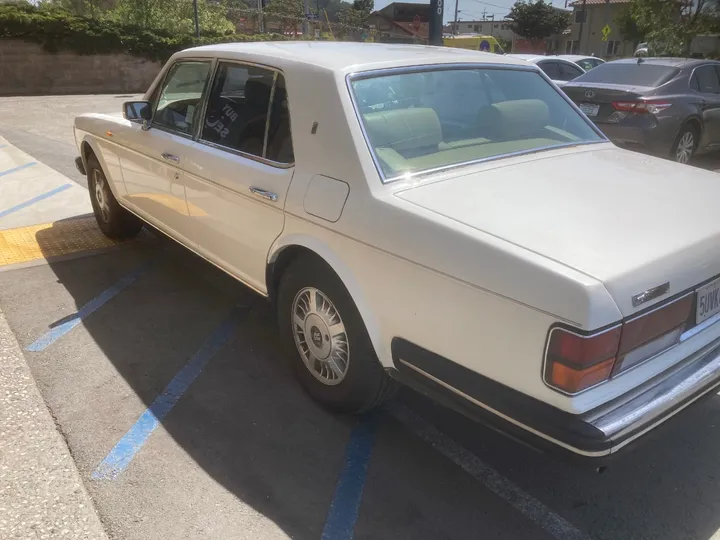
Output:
top-left (195, 59), bottom-right (295, 169)
top-left (149, 58), bottom-right (215, 139)
top-left (345, 62), bottom-right (607, 184)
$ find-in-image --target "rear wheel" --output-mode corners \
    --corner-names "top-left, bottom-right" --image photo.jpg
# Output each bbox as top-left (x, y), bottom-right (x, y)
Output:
top-left (87, 156), bottom-right (142, 239)
top-left (671, 124), bottom-right (698, 164)
top-left (277, 254), bottom-right (397, 413)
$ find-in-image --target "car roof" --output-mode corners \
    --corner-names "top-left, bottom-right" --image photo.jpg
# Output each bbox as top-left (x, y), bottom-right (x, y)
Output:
top-left (558, 55), bottom-right (604, 62)
top-left (506, 54), bottom-right (583, 66)
top-left (610, 57), bottom-right (719, 67)
top-left (179, 41), bottom-right (529, 73)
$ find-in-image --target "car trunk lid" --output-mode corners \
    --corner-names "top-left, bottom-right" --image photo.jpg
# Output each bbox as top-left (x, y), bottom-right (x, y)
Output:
top-left (395, 146), bottom-right (720, 317)
top-left (563, 83), bottom-right (653, 123)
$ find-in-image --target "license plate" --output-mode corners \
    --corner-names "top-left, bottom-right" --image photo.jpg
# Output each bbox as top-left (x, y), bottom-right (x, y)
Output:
top-left (579, 103), bottom-right (599, 117)
top-left (697, 277), bottom-right (720, 324)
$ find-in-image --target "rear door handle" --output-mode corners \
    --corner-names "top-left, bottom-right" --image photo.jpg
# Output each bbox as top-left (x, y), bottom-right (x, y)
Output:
top-left (249, 187), bottom-right (278, 202)
top-left (161, 152), bottom-right (180, 164)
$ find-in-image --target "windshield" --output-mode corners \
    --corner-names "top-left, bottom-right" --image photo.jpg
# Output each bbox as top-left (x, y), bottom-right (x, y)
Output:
top-left (350, 67), bottom-right (603, 180)
top-left (575, 63), bottom-right (680, 87)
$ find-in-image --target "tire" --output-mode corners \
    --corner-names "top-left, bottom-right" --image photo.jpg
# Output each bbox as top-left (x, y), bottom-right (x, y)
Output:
top-left (670, 123), bottom-right (698, 164)
top-left (277, 254), bottom-right (397, 413)
top-left (87, 155), bottom-right (143, 239)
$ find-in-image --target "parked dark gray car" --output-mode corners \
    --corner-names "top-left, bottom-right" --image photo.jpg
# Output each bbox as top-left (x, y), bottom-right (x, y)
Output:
top-left (562, 58), bottom-right (720, 163)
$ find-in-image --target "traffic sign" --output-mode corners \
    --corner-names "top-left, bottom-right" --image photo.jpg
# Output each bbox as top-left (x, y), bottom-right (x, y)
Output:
top-left (601, 24), bottom-right (611, 41)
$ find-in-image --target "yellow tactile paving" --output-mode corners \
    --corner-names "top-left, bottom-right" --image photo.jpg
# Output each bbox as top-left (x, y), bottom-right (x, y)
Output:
top-left (0, 216), bottom-right (119, 267)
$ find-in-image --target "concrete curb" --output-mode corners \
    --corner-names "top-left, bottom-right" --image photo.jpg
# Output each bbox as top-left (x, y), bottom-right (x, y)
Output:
top-left (0, 307), bottom-right (109, 540)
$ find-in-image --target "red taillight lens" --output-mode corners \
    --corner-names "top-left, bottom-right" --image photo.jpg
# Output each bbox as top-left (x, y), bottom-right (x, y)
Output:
top-left (544, 294), bottom-right (694, 394)
top-left (611, 101), bottom-right (673, 114)
top-left (545, 326), bottom-right (621, 393)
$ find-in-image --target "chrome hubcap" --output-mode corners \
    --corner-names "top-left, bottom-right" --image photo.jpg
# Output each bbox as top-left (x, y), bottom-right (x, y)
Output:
top-left (292, 287), bottom-right (349, 385)
top-left (93, 169), bottom-right (110, 223)
top-left (676, 132), bottom-right (694, 164)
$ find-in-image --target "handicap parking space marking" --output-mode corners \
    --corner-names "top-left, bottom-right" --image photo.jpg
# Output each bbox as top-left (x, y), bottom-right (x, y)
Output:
top-left (0, 184), bottom-right (72, 220)
top-left (92, 305), bottom-right (247, 480)
top-left (390, 404), bottom-right (591, 540)
top-left (0, 161), bottom-right (37, 178)
top-left (321, 416), bottom-right (377, 540)
top-left (25, 260), bottom-right (152, 352)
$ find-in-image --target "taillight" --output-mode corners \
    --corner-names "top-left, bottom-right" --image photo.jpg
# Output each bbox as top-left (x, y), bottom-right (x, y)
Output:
top-left (544, 293), bottom-right (693, 394)
top-left (611, 101), bottom-right (673, 114)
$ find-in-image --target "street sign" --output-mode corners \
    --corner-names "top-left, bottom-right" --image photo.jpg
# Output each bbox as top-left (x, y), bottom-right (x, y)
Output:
top-left (601, 24), bottom-right (611, 41)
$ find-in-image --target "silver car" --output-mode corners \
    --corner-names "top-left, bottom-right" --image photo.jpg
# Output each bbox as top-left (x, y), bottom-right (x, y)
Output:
top-left (563, 58), bottom-right (720, 163)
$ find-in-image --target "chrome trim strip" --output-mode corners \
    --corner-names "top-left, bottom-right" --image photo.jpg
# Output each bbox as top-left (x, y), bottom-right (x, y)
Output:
top-left (196, 139), bottom-right (295, 169)
top-left (682, 311), bottom-right (720, 342)
top-left (345, 62), bottom-right (608, 184)
top-left (263, 71), bottom-right (279, 159)
top-left (397, 358), bottom-right (610, 457)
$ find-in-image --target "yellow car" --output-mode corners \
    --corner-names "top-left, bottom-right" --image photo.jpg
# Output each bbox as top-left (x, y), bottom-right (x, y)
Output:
top-left (442, 35), bottom-right (505, 54)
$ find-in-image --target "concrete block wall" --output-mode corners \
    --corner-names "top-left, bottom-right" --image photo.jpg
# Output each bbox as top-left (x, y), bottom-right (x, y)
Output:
top-left (0, 39), bottom-right (163, 96)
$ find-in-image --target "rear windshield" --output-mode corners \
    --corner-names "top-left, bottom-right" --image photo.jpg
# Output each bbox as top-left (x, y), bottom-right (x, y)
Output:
top-left (350, 67), bottom-right (602, 180)
top-left (575, 63), bottom-right (680, 87)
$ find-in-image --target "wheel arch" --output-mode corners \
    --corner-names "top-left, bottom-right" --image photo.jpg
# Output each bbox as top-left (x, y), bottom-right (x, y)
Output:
top-left (79, 136), bottom-right (122, 197)
top-left (267, 235), bottom-right (384, 361)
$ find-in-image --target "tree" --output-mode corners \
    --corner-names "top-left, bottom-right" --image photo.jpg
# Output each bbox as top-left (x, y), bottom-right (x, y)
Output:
top-left (614, 5), bottom-right (644, 47)
top-left (629, 0), bottom-right (720, 55)
top-left (506, 0), bottom-right (570, 44)
top-left (264, 0), bottom-right (304, 34)
top-left (337, 0), bottom-right (370, 36)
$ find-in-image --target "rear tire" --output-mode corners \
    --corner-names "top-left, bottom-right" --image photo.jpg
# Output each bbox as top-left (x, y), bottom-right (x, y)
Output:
top-left (277, 254), bottom-right (397, 413)
top-left (670, 123), bottom-right (698, 164)
top-left (87, 156), bottom-right (142, 240)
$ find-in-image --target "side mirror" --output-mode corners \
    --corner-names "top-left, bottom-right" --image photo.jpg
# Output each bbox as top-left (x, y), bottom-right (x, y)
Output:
top-left (123, 101), bottom-right (152, 130)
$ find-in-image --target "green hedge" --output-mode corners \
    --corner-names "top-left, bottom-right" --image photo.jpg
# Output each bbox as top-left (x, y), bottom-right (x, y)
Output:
top-left (0, 4), bottom-right (287, 62)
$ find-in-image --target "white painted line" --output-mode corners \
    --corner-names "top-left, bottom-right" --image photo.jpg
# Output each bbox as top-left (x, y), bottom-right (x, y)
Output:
top-left (390, 404), bottom-right (591, 540)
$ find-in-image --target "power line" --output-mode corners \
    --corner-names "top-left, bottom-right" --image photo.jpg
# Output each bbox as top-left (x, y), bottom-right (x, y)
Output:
top-left (463, 0), bottom-right (513, 11)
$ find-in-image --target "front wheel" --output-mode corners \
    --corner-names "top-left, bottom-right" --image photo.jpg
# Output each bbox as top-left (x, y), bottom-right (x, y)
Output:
top-left (87, 156), bottom-right (142, 239)
top-left (671, 124), bottom-right (698, 164)
top-left (277, 255), bottom-right (397, 413)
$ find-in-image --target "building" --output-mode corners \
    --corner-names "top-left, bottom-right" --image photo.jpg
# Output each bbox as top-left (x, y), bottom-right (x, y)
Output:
top-left (448, 19), bottom-right (514, 43)
top-left (566, 0), bottom-right (634, 58)
top-left (367, 2), bottom-right (429, 42)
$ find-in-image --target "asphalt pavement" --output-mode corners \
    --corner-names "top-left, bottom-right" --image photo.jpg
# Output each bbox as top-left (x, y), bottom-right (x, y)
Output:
top-left (2, 95), bottom-right (720, 540)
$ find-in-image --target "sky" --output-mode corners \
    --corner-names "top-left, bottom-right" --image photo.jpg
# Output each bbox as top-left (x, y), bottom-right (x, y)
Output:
top-left (372, 0), bottom-right (570, 23)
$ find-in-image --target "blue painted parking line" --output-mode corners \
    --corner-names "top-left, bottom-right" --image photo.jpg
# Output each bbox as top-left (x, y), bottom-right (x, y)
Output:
top-left (0, 184), bottom-right (72, 220)
top-left (92, 308), bottom-right (243, 480)
top-left (26, 263), bottom-right (151, 352)
top-left (321, 416), bottom-right (377, 540)
top-left (0, 161), bottom-right (37, 178)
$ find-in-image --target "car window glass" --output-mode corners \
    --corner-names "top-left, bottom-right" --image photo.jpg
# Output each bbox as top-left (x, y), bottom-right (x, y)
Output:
top-left (265, 74), bottom-right (294, 164)
top-left (690, 72), bottom-right (700, 91)
top-left (351, 67), bottom-right (602, 180)
top-left (538, 61), bottom-right (561, 80)
top-left (559, 62), bottom-right (583, 81)
top-left (153, 61), bottom-right (211, 136)
top-left (695, 65), bottom-right (720, 94)
top-left (576, 63), bottom-right (680, 86)
top-left (201, 62), bottom-right (275, 158)
top-left (576, 59), bottom-right (593, 71)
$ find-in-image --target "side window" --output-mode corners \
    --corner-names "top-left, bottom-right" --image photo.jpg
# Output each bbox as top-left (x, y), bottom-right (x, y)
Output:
top-left (538, 61), bottom-right (561, 80)
top-left (153, 61), bottom-right (212, 136)
top-left (201, 62), bottom-right (275, 158)
top-left (694, 66), bottom-right (720, 94)
top-left (559, 62), bottom-right (583, 81)
top-left (265, 74), bottom-right (295, 164)
top-left (690, 72), bottom-right (700, 91)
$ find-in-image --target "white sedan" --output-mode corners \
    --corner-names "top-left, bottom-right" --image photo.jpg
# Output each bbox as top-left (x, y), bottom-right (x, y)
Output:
top-left (74, 42), bottom-right (720, 462)
top-left (506, 54), bottom-right (586, 86)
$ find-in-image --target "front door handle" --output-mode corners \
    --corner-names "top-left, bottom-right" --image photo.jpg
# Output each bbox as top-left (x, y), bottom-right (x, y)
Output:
top-left (249, 187), bottom-right (278, 202)
top-left (161, 152), bottom-right (180, 164)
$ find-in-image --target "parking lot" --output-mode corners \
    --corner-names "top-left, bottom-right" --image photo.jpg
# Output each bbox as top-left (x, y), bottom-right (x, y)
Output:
top-left (4, 95), bottom-right (720, 540)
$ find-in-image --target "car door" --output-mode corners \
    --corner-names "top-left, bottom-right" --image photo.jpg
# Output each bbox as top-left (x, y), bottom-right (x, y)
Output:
top-left (691, 65), bottom-right (720, 147)
top-left (180, 61), bottom-right (295, 293)
top-left (116, 59), bottom-right (213, 244)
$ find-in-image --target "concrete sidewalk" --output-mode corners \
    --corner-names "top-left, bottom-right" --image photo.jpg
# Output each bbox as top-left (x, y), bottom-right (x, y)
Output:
top-left (0, 306), bottom-right (109, 540)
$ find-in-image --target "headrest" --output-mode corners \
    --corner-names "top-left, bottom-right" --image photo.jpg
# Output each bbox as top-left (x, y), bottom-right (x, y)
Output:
top-left (487, 99), bottom-right (550, 139)
top-left (362, 108), bottom-right (441, 152)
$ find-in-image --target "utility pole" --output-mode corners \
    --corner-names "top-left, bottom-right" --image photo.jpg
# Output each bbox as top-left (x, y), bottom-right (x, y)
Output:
top-left (577, 0), bottom-right (586, 54)
top-left (258, 0), bottom-right (264, 33)
top-left (193, 0), bottom-right (200, 37)
top-left (453, 0), bottom-right (460, 34)
top-left (302, 0), bottom-right (309, 36)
